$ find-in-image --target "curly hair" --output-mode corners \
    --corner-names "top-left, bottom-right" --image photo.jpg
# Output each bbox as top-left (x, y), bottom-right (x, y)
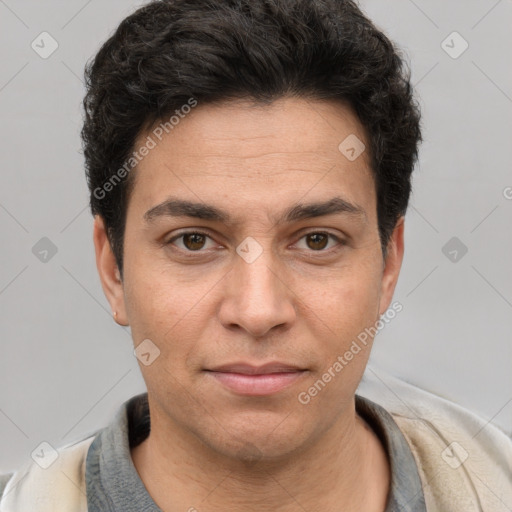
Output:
top-left (82, 0), bottom-right (421, 276)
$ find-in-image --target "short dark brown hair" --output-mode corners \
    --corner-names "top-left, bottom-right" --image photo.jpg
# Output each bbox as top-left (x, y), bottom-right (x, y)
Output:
top-left (82, 0), bottom-right (421, 275)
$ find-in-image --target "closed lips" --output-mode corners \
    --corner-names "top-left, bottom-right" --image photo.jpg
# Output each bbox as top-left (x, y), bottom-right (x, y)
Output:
top-left (205, 362), bottom-right (306, 375)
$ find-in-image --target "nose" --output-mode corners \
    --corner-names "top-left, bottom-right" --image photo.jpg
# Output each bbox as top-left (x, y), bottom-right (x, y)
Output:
top-left (217, 243), bottom-right (296, 339)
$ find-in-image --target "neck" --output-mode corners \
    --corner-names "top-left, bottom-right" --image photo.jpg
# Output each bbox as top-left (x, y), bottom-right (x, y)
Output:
top-left (131, 397), bottom-right (390, 512)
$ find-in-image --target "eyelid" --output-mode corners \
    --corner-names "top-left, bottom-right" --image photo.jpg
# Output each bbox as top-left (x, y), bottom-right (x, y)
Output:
top-left (291, 230), bottom-right (345, 253)
top-left (165, 228), bottom-right (346, 254)
top-left (166, 229), bottom-right (216, 247)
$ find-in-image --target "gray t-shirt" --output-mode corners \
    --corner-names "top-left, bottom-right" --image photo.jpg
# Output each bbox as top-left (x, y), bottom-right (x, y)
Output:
top-left (85, 392), bottom-right (426, 511)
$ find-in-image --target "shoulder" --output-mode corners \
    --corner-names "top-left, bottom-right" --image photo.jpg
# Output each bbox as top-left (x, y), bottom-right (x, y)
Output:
top-left (0, 473), bottom-right (13, 499)
top-left (358, 367), bottom-right (512, 511)
top-left (0, 435), bottom-right (96, 511)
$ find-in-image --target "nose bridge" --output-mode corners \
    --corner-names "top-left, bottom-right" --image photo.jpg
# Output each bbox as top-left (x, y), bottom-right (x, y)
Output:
top-left (240, 247), bottom-right (277, 295)
top-left (219, 236), bottom-right (295, 337)
top-left (235, 236), bottom-right (282, 302)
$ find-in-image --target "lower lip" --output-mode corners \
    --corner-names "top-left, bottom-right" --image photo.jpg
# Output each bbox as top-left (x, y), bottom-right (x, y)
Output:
top-left (206, 371), bottom-right (306, 396)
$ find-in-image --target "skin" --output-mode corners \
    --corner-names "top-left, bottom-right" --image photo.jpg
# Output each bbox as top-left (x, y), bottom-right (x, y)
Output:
top-left (94, 97), bottom-right (404, 512)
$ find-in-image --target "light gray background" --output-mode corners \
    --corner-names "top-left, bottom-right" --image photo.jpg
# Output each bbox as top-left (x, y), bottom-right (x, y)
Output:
top-left (1, 0), bottom-right (511, 473)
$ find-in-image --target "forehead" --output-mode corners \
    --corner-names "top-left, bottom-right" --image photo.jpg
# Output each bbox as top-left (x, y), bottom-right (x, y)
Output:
top-left (128, 97), bottom-right (375, 223)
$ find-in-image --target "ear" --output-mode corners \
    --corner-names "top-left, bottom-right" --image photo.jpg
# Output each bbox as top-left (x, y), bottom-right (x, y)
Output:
top-left (93, 215), bottom-right (129, 326)
top-left (378, 216), bottom-right (405, 316)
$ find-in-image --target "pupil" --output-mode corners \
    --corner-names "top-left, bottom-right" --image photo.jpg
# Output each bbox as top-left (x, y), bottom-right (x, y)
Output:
top-left (308, 233), bottom-right (327, 250)
top-left (185, 233), bottom-right (205, 250)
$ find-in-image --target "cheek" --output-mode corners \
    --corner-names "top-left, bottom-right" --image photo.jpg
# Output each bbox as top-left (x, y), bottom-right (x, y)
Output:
top-left (308, 259), bottom-right (382, 333)
top-left (296, 270), bottom-right (382, 413)
top-left (123, 270), bottom-right (168, 341)
top-left (122, 262), bottom-right (182, 362)
top-left (122, 260), bottom-right (216, 367)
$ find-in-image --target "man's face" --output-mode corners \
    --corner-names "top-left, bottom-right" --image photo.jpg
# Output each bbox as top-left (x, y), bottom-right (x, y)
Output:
top-left (95, 97), bottom-right (403, 460)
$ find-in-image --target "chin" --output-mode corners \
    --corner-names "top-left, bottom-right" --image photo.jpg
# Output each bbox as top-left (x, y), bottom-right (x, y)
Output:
top-left (203, 416), bottom-right (310, 463)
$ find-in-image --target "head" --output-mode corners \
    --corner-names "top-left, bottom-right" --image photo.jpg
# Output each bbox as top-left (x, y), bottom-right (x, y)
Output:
top-left (86, 0), bottom-right (421, 462)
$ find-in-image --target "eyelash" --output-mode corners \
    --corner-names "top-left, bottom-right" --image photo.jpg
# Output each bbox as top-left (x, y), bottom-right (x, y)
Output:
top-left (165, 230), bottom-right (345, 256)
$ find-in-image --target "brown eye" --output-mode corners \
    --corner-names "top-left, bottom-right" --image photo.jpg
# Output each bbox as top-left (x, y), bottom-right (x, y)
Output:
top-left (295, 231), bottom-right (343, 253)
top-left (306, 232), bottom-right (329, 250)
top-left (167, 231), bottom-right (214, 252)
top-left (182, 233), bottom-right (207, 250)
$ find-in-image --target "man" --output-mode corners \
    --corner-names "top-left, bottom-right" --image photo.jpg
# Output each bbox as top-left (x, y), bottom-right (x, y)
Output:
top-left (1, 0), bottom-right (510, 510)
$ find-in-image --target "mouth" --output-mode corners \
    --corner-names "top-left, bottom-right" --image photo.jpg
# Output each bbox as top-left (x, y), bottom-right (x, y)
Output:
top-left (204, 362), bottom-right (308, 396)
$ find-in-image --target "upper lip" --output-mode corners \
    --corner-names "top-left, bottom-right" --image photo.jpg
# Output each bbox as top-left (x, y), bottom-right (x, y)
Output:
top-left (206, 362), bottom-right (305, 375)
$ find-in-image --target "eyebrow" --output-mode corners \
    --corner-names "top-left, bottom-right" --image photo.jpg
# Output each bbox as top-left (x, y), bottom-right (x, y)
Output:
top-left (144, 196), bottom-right (367, 225)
